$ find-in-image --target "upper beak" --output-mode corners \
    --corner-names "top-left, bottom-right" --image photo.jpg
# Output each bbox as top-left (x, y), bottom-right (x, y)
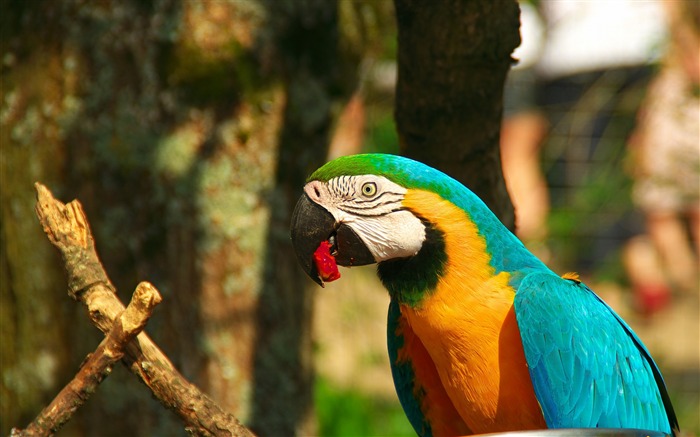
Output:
top-left (290, 193), bottom-right (375, 286)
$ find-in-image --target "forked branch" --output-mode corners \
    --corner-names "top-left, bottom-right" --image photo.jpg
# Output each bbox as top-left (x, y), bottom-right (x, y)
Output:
top-left (15, 282), bottom-right (162, 436)
top-left (13, 183), bottom-right (255, 437)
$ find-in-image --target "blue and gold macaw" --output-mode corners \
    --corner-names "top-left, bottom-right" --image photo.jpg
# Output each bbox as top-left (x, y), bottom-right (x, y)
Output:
top-left (290, 154), bottom-right (679, 436)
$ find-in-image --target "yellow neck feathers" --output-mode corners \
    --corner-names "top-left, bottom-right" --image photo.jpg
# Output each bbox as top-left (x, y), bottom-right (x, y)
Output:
top-left (400, 189), bottom-right (545, 433)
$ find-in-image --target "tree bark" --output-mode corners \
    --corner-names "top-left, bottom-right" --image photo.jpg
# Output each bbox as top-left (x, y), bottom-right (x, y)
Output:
top-left (2, 0), bottom-right (349, 435)
top-left (9, 184), bottom-right (253, 437)
top-left (249, 1), bottom-right (342, 434)
top-left (394, 0), bottom-right (520, 227)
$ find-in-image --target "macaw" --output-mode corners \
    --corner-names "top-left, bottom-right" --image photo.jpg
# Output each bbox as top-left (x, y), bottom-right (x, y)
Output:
top-left (290, 154), bottom-right (679, 436)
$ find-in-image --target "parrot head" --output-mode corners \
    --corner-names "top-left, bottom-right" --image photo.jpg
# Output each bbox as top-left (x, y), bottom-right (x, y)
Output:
top-left (291, 154), bottom-right (425, 285)
top-left (290, 153), bottom-right (509, 291)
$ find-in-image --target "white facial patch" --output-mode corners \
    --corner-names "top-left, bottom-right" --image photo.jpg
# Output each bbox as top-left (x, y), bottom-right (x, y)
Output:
top-left (304, 175), bottom-right (426, 262)
top-left (344, 209), bottom-right (426, 261)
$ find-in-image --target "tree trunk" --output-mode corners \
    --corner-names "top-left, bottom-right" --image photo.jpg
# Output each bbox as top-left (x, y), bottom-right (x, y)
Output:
top-left (1, 0), bottom-right (347, 435)
top-left (249, 0), bottom-right (342, 435)
top-left (394, 0), bottom-right (520, 227)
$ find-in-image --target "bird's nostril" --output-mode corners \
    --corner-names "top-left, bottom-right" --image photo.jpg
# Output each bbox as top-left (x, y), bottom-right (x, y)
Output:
top-left (314, 186), bottom-right (320, 198)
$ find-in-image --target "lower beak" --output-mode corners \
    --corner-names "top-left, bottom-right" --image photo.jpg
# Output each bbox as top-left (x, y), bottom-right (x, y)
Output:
top-left (290, 193), bottom-right (375, 286)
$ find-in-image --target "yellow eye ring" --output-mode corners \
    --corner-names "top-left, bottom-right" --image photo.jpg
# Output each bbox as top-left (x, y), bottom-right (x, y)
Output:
top-left (361, 182), bottom-right (377, 197)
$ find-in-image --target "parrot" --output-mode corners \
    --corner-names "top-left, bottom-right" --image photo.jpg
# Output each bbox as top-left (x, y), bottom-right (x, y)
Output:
top-left (289, 153), bottom-right (679, 436)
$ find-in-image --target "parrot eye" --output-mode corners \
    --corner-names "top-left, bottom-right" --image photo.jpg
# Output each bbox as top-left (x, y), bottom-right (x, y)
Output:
top-left (361, 182), bottom-right (378, 198)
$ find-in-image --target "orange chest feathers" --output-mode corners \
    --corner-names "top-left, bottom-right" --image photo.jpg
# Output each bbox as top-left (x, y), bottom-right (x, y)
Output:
top-left (400, 190), bottom-right (546, 433)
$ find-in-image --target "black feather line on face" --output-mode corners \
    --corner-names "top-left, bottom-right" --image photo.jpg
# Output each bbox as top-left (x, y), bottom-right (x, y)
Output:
top-left (377, 217), bottom-right (446, 308)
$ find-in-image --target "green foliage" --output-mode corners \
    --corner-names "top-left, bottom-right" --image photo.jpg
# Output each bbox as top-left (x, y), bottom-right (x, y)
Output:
top-left (670, 389), bottom-right (700, 435)
top-left (315, 378), bottom-right (413, 437)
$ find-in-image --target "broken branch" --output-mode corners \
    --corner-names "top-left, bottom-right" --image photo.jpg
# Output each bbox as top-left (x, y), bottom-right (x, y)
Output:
top-left (28, 183), bottom-right (254, 437)
top-left (15, 282), bottom-right (162, 436)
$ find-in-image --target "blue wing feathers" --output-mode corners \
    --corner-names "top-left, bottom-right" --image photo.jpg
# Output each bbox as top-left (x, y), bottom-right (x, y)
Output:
top-left (514, 271), bottom-right (676, 434)
top-left (559, 347), bottom-right (575, 384)
top-left (591, 379), bottom-right (607, 425)
top-left (574, 382), bottom-right (594, 426)
top-left (566, 356), bottom-right (586, 416)
top-left (550, 350), bottom-right (567, 385)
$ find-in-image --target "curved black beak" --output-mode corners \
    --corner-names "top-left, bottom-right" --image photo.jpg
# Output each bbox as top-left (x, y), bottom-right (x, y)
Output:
top-left (290, 193), bottom-right (375, 286)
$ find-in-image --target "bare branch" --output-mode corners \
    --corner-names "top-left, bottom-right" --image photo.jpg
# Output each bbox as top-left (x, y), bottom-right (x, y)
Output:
top-left (27, 183), bottom-right (255, 437)
top-left (14, 282), bottom-right (162, 436)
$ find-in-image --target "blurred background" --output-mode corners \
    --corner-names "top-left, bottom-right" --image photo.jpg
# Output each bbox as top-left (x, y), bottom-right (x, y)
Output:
top-left (1, 0), bottom-right (698, 436)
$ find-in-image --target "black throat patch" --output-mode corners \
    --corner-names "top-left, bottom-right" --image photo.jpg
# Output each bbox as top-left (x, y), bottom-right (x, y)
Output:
top-left (377, 219), bottom-right (446, 307)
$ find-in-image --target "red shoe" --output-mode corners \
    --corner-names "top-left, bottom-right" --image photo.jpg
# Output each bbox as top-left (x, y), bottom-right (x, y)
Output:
top-left (634, 283), bottom-right (671, 317)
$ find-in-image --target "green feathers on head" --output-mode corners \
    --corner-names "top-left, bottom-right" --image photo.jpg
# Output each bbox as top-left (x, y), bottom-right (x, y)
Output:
top-left (309, 154), bottom-right (451, 195)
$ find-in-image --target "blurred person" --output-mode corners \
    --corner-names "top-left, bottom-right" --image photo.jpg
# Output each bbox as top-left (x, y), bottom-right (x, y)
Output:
top-left (501, 1), bottom-right (551, 261)
top-left (625, 1), bottom-right (700, 316)
top-left (533, 0), bottom-right (667, 275)
top-left (504, 0), bottom-right (667, 271)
